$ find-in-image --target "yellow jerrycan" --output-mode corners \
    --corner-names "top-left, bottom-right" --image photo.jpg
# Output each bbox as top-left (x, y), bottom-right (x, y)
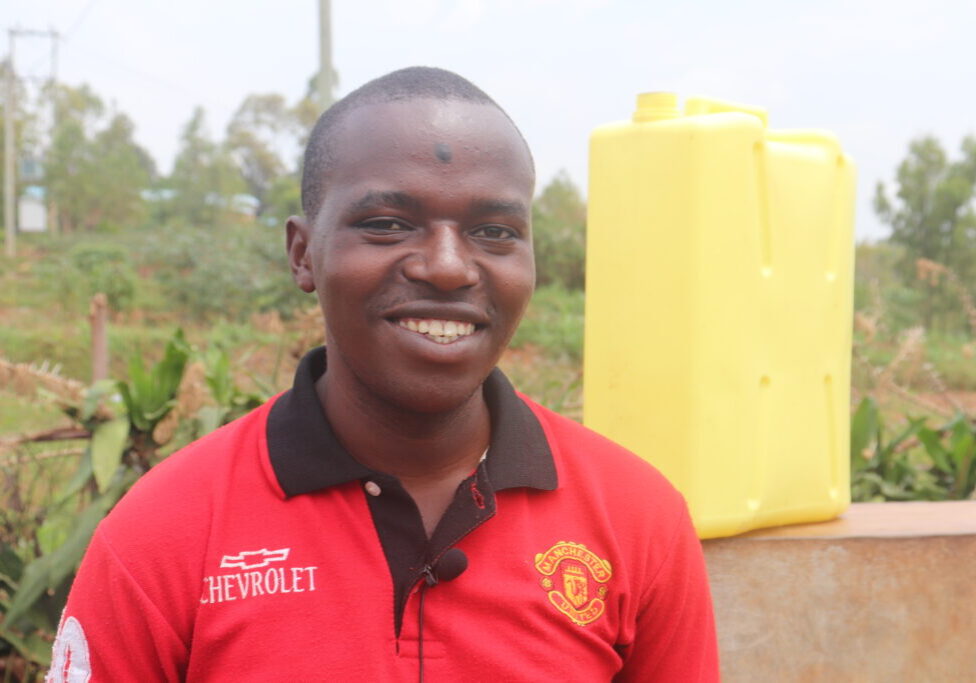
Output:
top-left (583, 93), bottom-right (856, 539)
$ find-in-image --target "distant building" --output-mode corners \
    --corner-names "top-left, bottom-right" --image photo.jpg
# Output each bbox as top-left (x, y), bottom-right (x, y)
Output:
top-left (19, 185), bottom-right (46, 233)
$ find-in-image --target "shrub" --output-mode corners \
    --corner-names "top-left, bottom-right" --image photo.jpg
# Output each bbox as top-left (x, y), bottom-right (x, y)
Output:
top-left (511, 285), bottom-right (584, 360)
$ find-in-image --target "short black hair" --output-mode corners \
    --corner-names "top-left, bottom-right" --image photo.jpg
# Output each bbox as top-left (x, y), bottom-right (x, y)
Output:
top-left (300, 66), bottom-right (532, 220)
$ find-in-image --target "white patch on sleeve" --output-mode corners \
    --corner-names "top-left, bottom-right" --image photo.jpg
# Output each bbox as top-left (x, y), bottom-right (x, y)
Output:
top-left (46, 616), bottom-right (91, 683)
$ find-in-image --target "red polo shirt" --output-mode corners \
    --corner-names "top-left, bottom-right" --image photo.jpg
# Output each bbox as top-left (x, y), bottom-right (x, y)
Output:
top-left (49, 348), bottom-right (718, 681)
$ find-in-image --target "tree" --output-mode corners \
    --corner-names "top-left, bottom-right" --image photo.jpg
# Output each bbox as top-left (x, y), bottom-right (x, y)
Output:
top-left (44, 84), bottom-right (154, 232)
top-left (532, 170), bottom-right (587, 290)
top-left (263, 174), bottom-right (301, 226)
top-left (168, 107), bottom-right (245, 226)
top-left (224, 92), bottom-right (321, 215)
top-left (87, 113), bottom-right (155, 228)
top-left (225, 94), bottom-right (289, 210)
top-left (875, 136), bottom-right (976, 329)
top-left (874, 137), bottom-right (976, 325)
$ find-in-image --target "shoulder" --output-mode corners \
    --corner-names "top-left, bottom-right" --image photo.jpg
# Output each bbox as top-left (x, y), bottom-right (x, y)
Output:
top-left (520, 393), bottom-right (687, 513)
top-left (98, 398), bottom-right (279, 555)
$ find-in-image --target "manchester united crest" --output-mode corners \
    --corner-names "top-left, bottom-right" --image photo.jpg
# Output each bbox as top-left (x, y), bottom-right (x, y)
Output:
top-left (534, 541), bottom-right (612, 626)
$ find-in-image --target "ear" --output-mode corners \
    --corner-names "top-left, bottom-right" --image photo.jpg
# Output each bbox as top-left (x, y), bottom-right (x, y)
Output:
top-left (286, 215), bottom-right (316, 293)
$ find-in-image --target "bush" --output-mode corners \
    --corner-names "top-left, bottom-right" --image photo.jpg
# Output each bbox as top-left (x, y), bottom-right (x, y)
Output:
top-left (511, 285), bottom-right (584, 360)
top-left (140, 223), bottom-right (310, 321)
top-left (533, 171), bottom-right (586, 291)
top-left (69, 243), bottom-right (137, 311)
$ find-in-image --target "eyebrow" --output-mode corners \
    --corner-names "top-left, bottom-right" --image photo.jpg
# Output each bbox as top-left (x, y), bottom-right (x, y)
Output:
top-left (348, 191), bottom-right (420, 213)
top-left (470, 198), bottom-right (529, 219)
top-left (347, 192), bottom-right (528, 219)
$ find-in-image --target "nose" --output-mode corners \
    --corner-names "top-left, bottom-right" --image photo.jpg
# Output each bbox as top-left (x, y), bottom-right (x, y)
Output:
top-left (403, 224), bottom-right (479, 291)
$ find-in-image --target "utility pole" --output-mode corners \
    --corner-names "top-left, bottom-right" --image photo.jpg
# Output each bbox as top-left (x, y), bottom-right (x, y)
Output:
top-left (4, 30), bottom-right (15, 259)
top-left (49, 27), bottom-right (60, 236)
top-left (317, 0), bottom-right (334, 109)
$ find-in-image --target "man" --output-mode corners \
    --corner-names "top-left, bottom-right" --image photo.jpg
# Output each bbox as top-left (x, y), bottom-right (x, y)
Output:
top-left (50, 67), bottom-right (718, 681)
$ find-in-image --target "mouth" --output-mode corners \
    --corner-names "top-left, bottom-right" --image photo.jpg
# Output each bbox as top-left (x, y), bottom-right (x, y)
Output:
top-left (395, 317), bottom-right (479, 345)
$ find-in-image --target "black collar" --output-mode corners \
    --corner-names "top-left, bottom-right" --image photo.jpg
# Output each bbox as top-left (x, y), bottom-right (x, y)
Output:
top-left (267, 347), bottom-right (557, 497)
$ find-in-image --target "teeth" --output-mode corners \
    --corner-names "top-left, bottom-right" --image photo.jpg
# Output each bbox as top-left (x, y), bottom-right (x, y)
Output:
top-left (397, 318), bottom-right (477, 343)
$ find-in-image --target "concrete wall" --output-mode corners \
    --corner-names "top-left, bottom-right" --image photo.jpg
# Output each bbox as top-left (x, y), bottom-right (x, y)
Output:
top-left (703, 502), bottom-right (976, 682)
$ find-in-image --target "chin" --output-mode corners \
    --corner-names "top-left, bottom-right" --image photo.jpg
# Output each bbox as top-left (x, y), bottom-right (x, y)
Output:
top-left (375, 371), bottom-right (489, 416)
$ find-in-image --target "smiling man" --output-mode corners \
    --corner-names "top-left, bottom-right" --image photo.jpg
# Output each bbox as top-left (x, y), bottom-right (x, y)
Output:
top-left (50, 68), bottom-right (718, 682)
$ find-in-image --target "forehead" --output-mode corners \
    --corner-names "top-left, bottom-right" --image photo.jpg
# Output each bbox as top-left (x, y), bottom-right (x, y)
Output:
top-left (324, 99), bottom-right (534, 192)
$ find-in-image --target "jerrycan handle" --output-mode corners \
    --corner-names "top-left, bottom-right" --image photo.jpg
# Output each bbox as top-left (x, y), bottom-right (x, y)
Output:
top-left (684, 96), bottom-right (768, 127)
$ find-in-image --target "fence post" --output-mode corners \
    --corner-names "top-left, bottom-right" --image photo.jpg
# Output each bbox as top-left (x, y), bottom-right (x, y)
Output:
top-left (89, 293), bottom-right (109, 382)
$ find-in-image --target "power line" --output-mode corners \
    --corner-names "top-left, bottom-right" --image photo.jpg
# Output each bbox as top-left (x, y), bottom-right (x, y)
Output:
top-left (22, 0), bottom-right (96, 76)
top-left (65, 42), bottom-right (221, 110)
top-left (63, 0), bottom-right (100, 42)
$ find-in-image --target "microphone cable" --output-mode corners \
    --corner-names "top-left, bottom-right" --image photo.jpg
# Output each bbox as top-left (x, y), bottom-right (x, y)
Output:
top-left (417, 548), bottom-right (468, 683)
top-left (418, 573), bottom-right (432, 683)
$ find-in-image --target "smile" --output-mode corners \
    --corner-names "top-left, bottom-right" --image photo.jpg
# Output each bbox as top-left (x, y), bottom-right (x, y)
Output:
top-left (396, 318), bottom-right (477, 344)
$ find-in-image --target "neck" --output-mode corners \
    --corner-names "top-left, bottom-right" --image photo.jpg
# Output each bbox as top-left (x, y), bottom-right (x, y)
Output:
top-left (316, 367), bottom-right (491, 484)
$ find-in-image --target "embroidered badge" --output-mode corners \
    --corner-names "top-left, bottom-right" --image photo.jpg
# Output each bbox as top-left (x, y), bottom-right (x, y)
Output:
top-left (220, 547), bottom-right (290, 570)
top-left (534, 541), bottom-right (612, 626)
top-left (201, 548), bottom-right (318, 605)
top-left (48, 614), bottom-right (91, 683)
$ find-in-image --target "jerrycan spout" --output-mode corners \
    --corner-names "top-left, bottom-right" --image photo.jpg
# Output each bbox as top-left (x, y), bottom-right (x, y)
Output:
top-left (633, 92), bottom-right (680, 123)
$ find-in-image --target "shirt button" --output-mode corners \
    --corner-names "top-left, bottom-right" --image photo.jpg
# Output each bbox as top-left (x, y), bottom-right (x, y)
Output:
top-left (364, 481), bottom-right (382, 497)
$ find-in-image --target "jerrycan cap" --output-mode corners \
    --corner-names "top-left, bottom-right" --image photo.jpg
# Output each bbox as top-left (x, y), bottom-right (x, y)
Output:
top-left (633, 92), bottom-right (681, 123)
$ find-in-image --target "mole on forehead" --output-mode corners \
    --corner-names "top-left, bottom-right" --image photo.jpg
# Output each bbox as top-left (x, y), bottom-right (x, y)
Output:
top-left (434, 142), bottom-right (453, 163)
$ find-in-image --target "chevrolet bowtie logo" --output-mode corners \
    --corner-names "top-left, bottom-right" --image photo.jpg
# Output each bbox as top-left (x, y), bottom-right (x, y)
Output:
top-left (219, 548), bottom-right (291, 570)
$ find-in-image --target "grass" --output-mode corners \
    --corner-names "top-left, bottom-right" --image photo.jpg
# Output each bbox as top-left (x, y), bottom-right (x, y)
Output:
top-left (500, 348), bottom-right (582, 420)
top-left (0, 393), bottom-right (69, 435)
top-left (512, 285), bottom-right (585, 361)
top-left (925, 331), bottom-right (976, 391)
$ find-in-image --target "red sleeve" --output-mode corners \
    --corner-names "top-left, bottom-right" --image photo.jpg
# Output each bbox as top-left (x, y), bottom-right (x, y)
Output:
top-left (615, 502), bottom-right (720, 682)
top-left (46, 529), bottom-right (188, 683)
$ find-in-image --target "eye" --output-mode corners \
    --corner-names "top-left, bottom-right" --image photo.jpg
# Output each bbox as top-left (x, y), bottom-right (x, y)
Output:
top-left (356, 218), bottom-right (413, 234)
top-left (471, 225), bottom-right (517, 240)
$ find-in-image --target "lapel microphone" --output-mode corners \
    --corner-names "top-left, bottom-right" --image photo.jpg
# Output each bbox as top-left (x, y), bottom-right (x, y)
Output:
top-left (419, 547), bottom-right (469, 682)
top-left (427, 547), bottom-right (468, 585)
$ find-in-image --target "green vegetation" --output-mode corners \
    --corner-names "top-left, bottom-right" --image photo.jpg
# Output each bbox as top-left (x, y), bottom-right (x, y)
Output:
top-left (0, 333), bottom-right (269, 670)
top-left (532, 170), bottom-right (586, 290)
top-left (851, 397), bottom-right (975, 502)
top-left (851, 134), bottom-right (976, 502)
top-left (511, 285), bottom-right (585, 361)
top-left (874, 135), bottom-right (976, 332)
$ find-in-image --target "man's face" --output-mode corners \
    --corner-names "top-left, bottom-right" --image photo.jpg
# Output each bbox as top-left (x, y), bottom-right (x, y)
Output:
top-left (289, 99), bottom-right (536, 414)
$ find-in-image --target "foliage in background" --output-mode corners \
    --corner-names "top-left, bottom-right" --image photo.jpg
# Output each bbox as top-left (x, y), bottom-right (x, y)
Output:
top-left (851, 256), bottom-right (976, 502)
top-left (532, 170), bottom-right (586, 291)
top-left (224, 93), bottom-right (316, 216)
top-left (165, 107), bottom-right (248, 227)
top-left (140, 222), bottom-right (309, 321)
top-left (1, 223), bottom-right (311, 330)
top-left (0, 331), bottom-right (270, 675)
top-left (44, 83), bottom-right (155, 233)
top-left (67, 243), bottom-right (137, 312)
top-left (511, 284), bottom-right (584, 361)
top-left (874, 135), bottom-right (976, 332)
top-left (851, 397), bottom-right (975, 502)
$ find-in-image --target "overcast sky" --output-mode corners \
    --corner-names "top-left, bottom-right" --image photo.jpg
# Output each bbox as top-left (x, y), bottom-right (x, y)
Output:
top-left (6, 0), bottom-right (976, 241)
